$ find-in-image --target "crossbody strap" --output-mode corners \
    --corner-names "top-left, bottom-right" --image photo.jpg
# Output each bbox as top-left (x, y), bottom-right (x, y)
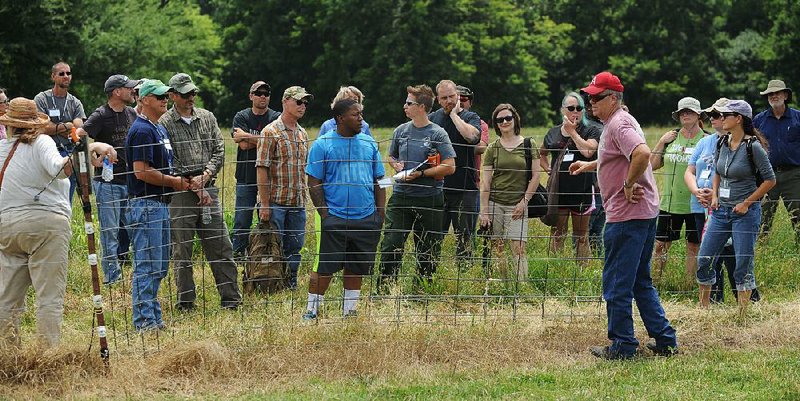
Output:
top-left (0, 140), bottom-right (22, 190)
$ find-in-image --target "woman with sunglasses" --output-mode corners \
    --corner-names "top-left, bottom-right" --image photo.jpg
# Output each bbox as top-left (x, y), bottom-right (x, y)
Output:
top-left (650, 97), bottom-right (708, 284)
top-left (479, 104), bottom-right (541, 281)
top-left (695, 100), bottom-right (775, 313)
top-left (539, 92), bottom-right (601, 263)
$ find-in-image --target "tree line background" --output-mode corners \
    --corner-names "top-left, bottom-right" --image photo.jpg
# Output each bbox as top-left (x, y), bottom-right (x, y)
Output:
top-left (1, 0), bottom-right (798, 128)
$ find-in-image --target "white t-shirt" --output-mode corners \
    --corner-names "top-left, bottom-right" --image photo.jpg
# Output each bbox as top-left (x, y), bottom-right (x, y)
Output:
top-left (0, 135), bottom-right (70, 217)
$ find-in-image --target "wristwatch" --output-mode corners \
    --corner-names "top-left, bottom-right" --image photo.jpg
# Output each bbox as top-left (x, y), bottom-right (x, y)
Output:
top-left (623, 180), bottom-right (633, 189)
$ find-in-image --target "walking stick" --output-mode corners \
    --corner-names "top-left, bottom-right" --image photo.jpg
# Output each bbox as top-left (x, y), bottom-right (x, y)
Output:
top-left (72, 131), bottom-right (110, 366)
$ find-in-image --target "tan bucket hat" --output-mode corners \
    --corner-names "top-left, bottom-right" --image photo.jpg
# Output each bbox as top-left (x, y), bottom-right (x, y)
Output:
top-left (759, 80), bottom-right (792, 102)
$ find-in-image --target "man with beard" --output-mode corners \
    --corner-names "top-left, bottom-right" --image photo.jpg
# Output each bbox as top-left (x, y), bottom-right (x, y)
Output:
top-left (34, 62), bottom-right (86, 202)
top-left (230, 81), bottom-right (281, 259)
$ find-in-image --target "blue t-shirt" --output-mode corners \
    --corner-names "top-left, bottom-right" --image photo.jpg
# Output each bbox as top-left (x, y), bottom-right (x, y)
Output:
top-left (687, 133), bottom-right (720, 213)
top-left (305, 132), bottom-right (385, 219)
top-left (125, 116), bottom-right (174, 198)
top-left (319, 118), bottom-right (372, 137)
top-left (753, 106), bottom-right (800, 167)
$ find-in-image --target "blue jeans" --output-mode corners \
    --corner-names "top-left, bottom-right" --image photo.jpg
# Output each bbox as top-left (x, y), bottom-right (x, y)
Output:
top-left (269, 203), bottom-right (307, 288)
top-left (232, 183), bottom-right (259, 255)
top-left (603, 218), bottom-right (677, 357)
top-left (697, 204), bottom-right (760, 291)
top-left (127, 199), bottom-right (170, 331)
top-left (93, 181), bottom-right (128, 284)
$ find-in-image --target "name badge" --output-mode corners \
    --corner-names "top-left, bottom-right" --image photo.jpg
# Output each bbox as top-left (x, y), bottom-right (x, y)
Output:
top-left (699, 169), bottom-right (711, 179)
top-left (684, 147), bottom-right (695, 155)
top-left (562, 153), bottom-right (575, 162)
top-left (719, 188), bottom-right (731, 199)
top-left (163, 138), bottom-right (173, 151)
top-left (48, 109), bottom-right (60, 118)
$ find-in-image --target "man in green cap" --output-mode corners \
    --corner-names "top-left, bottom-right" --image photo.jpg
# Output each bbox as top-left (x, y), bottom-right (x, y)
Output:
top-left (160, 73), bottom-right (242, 311)
top-left (125, 79), bottom-right (190, 332)
top-left (256, 85), bottom-right (313, 288)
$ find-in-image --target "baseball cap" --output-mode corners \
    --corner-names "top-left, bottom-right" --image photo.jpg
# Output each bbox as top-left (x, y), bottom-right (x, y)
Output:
top-left (456, 85), bottom-right (473, 99)
top-left (168, 73), bottom-right (199, 94)
top-left (716, 99), bottom-right (753, 119)
top-left (282, 86), bottom-right (314, 101)
top-left (581, 72), bottom-right (624, 95)
top-left (104, 74), bottom-right (140, 94)
top-left (250, 81), bottom-right (271, 93)
top-left (703, 97), bottom-right (729, 113)
top-left (138, 79), bottom-right (172, 98)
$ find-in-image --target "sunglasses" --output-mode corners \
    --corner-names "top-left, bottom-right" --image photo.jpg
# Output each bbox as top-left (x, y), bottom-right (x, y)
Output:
top-left (179, 91), bottom-right (197, 99)
top-left (564, 105), bottom-right (584, 112)
top-left (295, 99), bottom-right (310, 106)
top-left (722, 112), bottom-right (739, 118)
top-left (495, 115), bottom-right (514, 124)
top-left (460, 96), bottom-right (472, 103)
top-left (57, 71), bottom-right (72, 77)
top-left (589, 93), bottom-right (611, 103)
top-left (707, 112), bottom-right (722, 120)
top-left (253, 91), bottom-right (271, 97)
top-left (149, 93), bottom-right (169, 101)
top-left (404, 100), bottom-right (420, 107)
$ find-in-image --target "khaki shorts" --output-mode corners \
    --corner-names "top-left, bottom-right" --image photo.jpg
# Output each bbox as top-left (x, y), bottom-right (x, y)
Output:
top-left (488, 200), bottom-right (529, 242)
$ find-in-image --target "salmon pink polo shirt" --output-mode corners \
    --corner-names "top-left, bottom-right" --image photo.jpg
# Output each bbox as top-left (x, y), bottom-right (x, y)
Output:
top-left (597, 108), bottom-right (660, 223)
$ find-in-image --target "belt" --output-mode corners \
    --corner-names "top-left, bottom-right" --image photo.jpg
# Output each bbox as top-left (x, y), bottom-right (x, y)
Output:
top-left (774, 165), bottom-right (799, 173)
top-left (129, 194), bottom-right (172, 204)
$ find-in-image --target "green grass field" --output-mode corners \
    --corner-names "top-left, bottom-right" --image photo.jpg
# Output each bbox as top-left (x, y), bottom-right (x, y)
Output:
top-left (2, 125), bottom-right (799, 400)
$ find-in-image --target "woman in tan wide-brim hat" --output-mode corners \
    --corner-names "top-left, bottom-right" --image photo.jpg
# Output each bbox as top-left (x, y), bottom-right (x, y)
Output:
top-left (0, 97), bottom-right (74, 347)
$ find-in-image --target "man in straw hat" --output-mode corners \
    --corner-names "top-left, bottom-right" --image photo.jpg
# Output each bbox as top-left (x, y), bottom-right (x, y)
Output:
top-left (34, 62), bottom-right (86, 203)
top-left (753, 79), bottom-right (800, 243)
top-left (570, 72), bottom-right (678, 359)
top-left (0, 97), bottom-right (114, 346)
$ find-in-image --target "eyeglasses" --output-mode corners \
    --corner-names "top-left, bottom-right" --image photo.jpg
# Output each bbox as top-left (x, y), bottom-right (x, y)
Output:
top-left (589, 93), bottom-right (611, 103)
top-left (494, 115), bottom-right (514, 124)
top-left (179, 91), bottom-right (197, 99)
top-left (253, 91), bottom-right (270, 97)
top-left (564, 105), bottom-right (584, 112)
top-left (57, 71), bottom-right (72, 77)
top-left (459, 96), bottom-right (472, 103)
top-left (722, 112), bottom-right (739, 118)
top-left (149, 94), bottom-right (169, 101)
top-left (404, 100), bottom-right (420, 107)
top-left (707, 112), bottom-right (722, 120)
top-left (295, 99), bottom-right (310, 106)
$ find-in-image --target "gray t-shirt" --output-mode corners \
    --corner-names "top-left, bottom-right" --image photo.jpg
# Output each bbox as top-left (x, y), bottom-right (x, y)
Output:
top-left (715, 138), bottom-right (775, 207)
top-left (34, 89), bottom-right (86, 153)
top-left (388, 121), bottom-right (456, 197)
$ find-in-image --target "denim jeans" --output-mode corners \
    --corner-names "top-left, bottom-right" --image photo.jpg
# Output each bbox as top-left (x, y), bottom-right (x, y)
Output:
top-left (232, 183), bottom-right (259, 255)
top-left (442, 190), bottom-right (478, 268)
top-left (589, 190), bottom-right (605, 256)
top-left (603, 218), bottom-right (677, 357)
top-left (93, 181), bottom-right (128, 284)
top-left (269, 203), bottom-right (307, 288)
top-left (697, 204), bottom-right (760, 291)
top-left (127, 199), bottom-right (170, 331)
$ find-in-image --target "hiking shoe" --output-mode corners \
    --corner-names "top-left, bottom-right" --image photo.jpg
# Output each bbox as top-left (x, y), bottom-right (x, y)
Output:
top-left (590, 345), bottom-right (635, 360)
top-left (645, 340), bottom-right (678, 357)
top-left (175, 302), bottom-right (195, 312)
top-left (302, 311), bottom-right (318, 321)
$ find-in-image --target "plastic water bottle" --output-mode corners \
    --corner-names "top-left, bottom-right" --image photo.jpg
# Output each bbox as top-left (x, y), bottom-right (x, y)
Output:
top-left (202, 206), bottom-right (212, 225)
top-left (101, 157), bottom-right (113, 182)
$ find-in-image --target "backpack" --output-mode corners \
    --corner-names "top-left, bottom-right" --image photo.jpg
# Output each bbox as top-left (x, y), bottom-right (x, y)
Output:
top-left (243, 220), bottom-right (290, 294)
top-left (714, 134), bottom-right (764, 187)
top-left (521, 137), bottom-right (549, 218)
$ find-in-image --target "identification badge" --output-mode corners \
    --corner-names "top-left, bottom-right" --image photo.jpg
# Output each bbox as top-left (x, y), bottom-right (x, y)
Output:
top-left (163, 138), bottom-right (173, 151)
top-left (719, 188), bottom-right (731, 199)
top-left (48, 109), bottom-right (60, 118)
top-left (699, 169), bottom-right (711, 179)
top-left (563, 153), bottom-right (575, 162)
top-left (684, 147), bottom-right (695, 155)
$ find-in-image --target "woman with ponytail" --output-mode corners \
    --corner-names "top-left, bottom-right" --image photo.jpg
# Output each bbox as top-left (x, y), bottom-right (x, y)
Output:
top-left (695, 100), bottom-right (775, 314)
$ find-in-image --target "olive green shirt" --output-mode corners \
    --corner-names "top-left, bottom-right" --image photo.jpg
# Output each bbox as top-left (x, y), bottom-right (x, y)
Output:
top-left (482, 138), bottom-right (538, 206)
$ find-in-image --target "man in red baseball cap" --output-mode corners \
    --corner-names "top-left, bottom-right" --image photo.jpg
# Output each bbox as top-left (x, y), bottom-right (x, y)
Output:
top-left (570, 72), bottom-right (678, 359)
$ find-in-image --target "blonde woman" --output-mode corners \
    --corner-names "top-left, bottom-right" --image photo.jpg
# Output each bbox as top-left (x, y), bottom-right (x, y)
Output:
top-left (319, 86), bottom-right (371, 136)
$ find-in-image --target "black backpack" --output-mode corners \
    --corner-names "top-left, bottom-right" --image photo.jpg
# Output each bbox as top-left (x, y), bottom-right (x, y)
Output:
top-left (714, 134), bottom-right (764, 187)
top-left (521, 137), bottom-right (549, 218)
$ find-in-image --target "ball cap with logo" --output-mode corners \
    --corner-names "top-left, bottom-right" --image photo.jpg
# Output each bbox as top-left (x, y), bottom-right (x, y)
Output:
top-left (168, 73), bottom-right (199, 94)
top-left (581, 71), bottom-right (625, 95)
top-left (104, 75), bottom-right (140, 94)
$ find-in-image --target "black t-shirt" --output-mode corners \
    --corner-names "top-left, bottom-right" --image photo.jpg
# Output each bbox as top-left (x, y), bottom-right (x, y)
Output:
top-left (232, 108), bottom-right (281, 184)
top-left (542, 120), bottom-right (602, 195)
top-left (83, 104), bottom-right (137, 185)
top-left (428, 108), bottom-right (481, 191)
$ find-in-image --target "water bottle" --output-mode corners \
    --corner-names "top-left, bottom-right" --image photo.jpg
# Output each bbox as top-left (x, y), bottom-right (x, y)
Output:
top-left (202, 206), bottom-right (212, 225)
top-left (101, 157), bottom-right (113, 182)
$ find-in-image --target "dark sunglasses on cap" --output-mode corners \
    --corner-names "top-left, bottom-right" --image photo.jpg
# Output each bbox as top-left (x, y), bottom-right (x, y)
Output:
top-left (707, 112), bottom-right (722, 120)
top-left (565, 105), bottom-right (584, 112)
top-left (58, 71), bottom-right (72, 77)
top-left (295, 99), bottom-right (310, 106)
top-left (253, 90), bottom-right (271, 97)
top-left (179, 91), bottom-right (197, 99)
top-left (495, 115), bottom-right (514, 124)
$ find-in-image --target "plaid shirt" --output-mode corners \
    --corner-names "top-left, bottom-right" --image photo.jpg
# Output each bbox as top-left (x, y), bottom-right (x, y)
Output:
top-left (159, 107), bottom-right (225, 178)
top-left (255, 117), bottom-right (308, 206)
